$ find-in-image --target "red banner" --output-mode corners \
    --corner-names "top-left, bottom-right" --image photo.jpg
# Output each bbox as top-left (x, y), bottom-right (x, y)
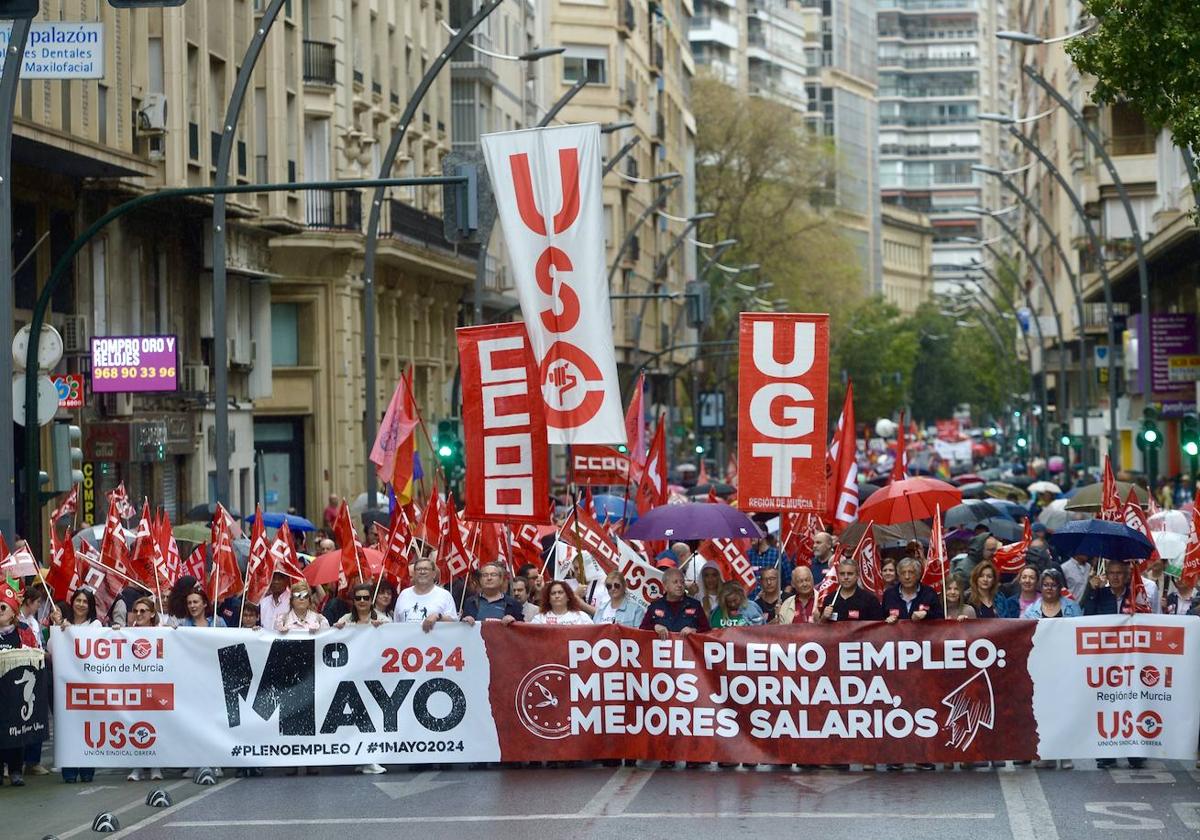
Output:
top-left (457, 323), bottom-right (550, 524)
top-left (698, 538), bottom-right (758, 592)
top-left (737, 313), bottom-right (829, 512)
top-left (571, 445), bottom-right (633, 485)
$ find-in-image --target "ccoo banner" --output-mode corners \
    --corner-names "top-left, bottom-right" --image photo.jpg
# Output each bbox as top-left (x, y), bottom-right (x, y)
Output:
top-left (50, 617), bottom-right (1200, 767)
top-left (737, 313), bottom-right (829, 512)
top-left (457, 323), bottom-right (549, 524)
top-left (480, 125), bottom-right (624, 445)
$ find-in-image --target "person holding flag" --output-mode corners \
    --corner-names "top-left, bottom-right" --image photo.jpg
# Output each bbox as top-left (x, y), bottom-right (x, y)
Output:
top-left (813, 560), bottom-right (882, 622)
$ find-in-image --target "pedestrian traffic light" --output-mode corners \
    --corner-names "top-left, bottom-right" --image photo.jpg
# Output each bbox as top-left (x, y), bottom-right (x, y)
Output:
top-left (49, 422), bottom-right (84, 493)
top-left (694, 444), bottom-right (705, 454)
top-left (436, 418), bottom-right (464, 479)
top-left (1137, 407), bottom-right (1162, 452)
top-left (1182, 413), bottom-right (1199, 458)
top-left (1059, 426), bottom-right (1072, 448)
top-left (1015, 435), bottom-right (1028, 450)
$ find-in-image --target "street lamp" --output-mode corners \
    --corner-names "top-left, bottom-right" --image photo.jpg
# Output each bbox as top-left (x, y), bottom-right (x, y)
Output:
top-left (963, 204), bottom-right (1019, 218)
top-left (996, 22), bottom-right (1096, 45)
top-left (602, 121), bottom-right (635, 133)
top-left (978, 109), bottom-right (1055, 125)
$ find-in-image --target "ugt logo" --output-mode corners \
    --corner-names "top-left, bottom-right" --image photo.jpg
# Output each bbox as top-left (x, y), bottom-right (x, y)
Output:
top-left (507, 147), bottom-right (605, 430)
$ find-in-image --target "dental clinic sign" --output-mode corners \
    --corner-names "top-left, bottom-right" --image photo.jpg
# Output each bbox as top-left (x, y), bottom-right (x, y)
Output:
top-left (0, 23), bottom-right (104, 80)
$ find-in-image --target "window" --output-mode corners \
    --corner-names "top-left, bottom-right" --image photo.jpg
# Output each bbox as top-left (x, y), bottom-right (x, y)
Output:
top-left (271, 303), bottom-right (300, 367)
top-left (563, 46), bottom-right (608, 85)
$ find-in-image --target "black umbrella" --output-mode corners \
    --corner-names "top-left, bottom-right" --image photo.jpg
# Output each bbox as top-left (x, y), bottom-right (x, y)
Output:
top-left (1009, 475), bottom-right (1035, 489)
top-left (960, 483), bottom-right (988, 499)
top-left (185, 502), bottom-right (243, 522)
top-left (944, 500), bottom-right (1006, 529)
top-left (685, 482), bottom-right (736, 497)
top-left (977, 516), bottom-right (1023, 542)
top-left (842, 519), bottom-right (931, 549)
top-left (857, 483), bottom-right (882, 502)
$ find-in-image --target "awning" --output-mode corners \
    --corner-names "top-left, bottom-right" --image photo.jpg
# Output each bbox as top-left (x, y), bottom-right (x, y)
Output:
top-left (14, 122), bottom-right (157, 179)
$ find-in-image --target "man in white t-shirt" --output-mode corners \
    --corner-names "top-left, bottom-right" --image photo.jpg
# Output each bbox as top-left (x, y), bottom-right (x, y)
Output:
top-left (394, 558), bottom-right (458, 632)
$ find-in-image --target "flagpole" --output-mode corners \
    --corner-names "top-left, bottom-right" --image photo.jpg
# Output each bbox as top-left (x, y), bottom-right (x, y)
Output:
top-left (937, 504), bottom-right (947, 616)
top-left (90, 558), bottom-right (154, 594)
top-left (540, 507), bottom-right (577, 579)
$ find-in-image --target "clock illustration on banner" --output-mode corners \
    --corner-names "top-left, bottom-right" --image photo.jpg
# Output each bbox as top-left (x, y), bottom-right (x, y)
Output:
top-left (515, 664), bottom-right (571, 739)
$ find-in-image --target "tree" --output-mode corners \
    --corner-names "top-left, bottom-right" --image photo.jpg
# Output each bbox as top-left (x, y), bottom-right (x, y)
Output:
top-left (1067, 2), bottom-right (1200, 150)
top-left (829, 296), bottom-right (919, 425)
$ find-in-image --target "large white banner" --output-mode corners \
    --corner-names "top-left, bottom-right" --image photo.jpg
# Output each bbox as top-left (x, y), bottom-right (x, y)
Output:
top-left (50, 616), bottom-right (1200, 766)
top-left (481, 124), bottom-right (624, 444)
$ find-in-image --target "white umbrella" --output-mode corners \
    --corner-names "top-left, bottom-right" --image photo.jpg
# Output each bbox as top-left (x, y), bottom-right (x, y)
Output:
top-left (72, 524), bottom-right (135, 549)
top-left (1028, 481), bottom-right (1061, 496)
top-left (1037, 498), bottom-right (1075, 531)
top-left (348, 492), bottom-right (389, 515)
top-left (1149, 509), bottom-right (1190, 536)
top-left (1152, 531), bottom-right (1188, 562)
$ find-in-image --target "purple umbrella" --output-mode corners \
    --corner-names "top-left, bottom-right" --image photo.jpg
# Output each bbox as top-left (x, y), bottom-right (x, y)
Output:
top-left (624, 502), bottom-right (763, 541)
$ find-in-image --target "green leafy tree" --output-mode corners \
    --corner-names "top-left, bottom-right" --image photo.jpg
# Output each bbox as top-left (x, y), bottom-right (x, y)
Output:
top-left (829, 296), bottom-right (919, 425)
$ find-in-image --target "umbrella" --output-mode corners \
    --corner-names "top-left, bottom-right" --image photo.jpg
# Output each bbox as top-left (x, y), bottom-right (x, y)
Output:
top-left (624, 502), bottom-right (763, 541)
top-left (1148, 510), bottom-right (1190, 536)
top-left (944, 499), bottom-right (1007, 529)
top-left (1152, 531), bottom-right (1188, 575)
top-left (303, 547), bottom-right (385, 586)
top-left (245, 512), bottom-right (318, 533)
top-left (1048, 519), bottom-right (1156, 561)
top-left (959, 482), bottom-right (988, 499)
top-left (1027, 481), bottom-right (1062, 496)
top-left (348, 492), bottom-right (389, 515)
top-left (592, 494), bottom-right (637, 524)
top-left (72, 524), bottom-right (135, 549)
top-left (1009, 475), bottom-right (1035, 489)
top-left (857, 483), bottom-right (882, 502)
top-left (1037, 499), bottom-right (1076, 532)
top-left (1064, 481), bottom-right (1148, 512)
top-left (841, 520), bottom-right (931, 549)
top-left (977, 517), bottom-right (1023, 542)
top-left (951, 473), bottom-right (985, 486)
top-left (684, 482), bottom-right (736, 497)
top-left (857, 477), bottom-right (962, 526)
top-left (985, 482), bottom-right (1029, 503)
top-left (989, 500), bottom-right (1030, 522)
top-left (171, 522), bottom-right (213, 544)
top-left (185, 502), bottom-right (242, 522)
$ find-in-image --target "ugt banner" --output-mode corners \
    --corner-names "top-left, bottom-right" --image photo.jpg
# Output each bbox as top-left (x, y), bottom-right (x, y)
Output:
top-left (480, 124), bottom-right (624, 445)
top-left (737, 313), bottom-right (829, 512)
top-left (51, 617), bottom-right (1200, 767)
top-left (457, 323), bottom-right (549, 524)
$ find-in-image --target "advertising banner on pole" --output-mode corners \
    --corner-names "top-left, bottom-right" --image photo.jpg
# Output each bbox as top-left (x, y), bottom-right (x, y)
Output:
top-left (737, 313), bottom-right (829, 512)
top-left (51, 617), bottom-right (1200, 767)
top-left (456, 323), bottom-right (549, 524)
top-left (480, 124), bottom-right (624, 444)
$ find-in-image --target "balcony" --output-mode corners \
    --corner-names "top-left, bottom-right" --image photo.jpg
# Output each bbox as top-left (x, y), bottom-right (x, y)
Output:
top-left (303, 40), bottom-right (336, 85)
top-left (305, 189), bottom-right (362, 231)
top-left (622, 78), bottom-right (636, 109)
top-left (690, 15), bottom-right (739, 50)
top-left (619, 0), bottom-right (636, 35)
top-left (654, 112), bottom-right (665, 139)
top-left (1080, 301), bottom-right (1129, 333)
top-left (651, 41), bottom-right (664, 74)
top-left (878, 55), bottom-right (977, 70)
top-left (382, 199), bottom-right (480, 259)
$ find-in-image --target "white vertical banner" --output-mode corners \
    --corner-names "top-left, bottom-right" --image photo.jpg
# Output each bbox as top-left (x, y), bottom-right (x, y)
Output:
top-left (481, 124), bottom-right (624, 444)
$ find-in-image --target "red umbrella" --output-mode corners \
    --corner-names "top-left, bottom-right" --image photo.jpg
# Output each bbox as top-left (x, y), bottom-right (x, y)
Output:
top-left (303, 546), bottom-right (384, 585)
top-left (951, 473), bottom-right (985, 486)
top-left (857, 477), bottom-right (962, 526)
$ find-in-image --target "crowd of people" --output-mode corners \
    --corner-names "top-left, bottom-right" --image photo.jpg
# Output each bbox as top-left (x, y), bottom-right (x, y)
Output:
top-left (1, 480), bottom-right (1193, 788)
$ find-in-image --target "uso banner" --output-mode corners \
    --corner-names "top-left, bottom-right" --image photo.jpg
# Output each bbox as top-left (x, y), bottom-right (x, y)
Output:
top-left (457, 324), bottom-right (549, 524)
top-left (737, 313), bottom-right (830, 512)
top-left (51, 617), bottom-right (1200, 767)
top-left (481, 125), bottom-right (624, 445)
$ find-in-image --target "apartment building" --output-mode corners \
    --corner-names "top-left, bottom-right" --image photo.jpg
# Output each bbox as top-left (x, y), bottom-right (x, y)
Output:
top-left (14, 0), bottom-right (475, 531)
top-left (881, 204), bottom-right (935, 315)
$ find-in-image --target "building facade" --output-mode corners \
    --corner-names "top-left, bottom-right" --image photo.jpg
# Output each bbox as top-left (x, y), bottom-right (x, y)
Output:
top-left (881, 204), bottom-right (935, 315)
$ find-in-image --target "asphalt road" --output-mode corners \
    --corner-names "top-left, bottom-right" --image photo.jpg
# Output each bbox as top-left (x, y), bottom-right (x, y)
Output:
top-left (6, 760), bottom-right (1199, 840)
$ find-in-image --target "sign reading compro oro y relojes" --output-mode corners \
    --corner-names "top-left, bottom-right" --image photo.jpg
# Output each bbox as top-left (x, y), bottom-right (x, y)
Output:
top-left (50, 617), bottom-right (1200, 768)
top-left (91, 335), bottom-right (178, 393)
top-left (0, 23), bottom-right (104, 80)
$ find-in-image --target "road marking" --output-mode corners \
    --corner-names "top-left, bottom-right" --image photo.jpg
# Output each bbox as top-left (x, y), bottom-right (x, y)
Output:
top-left (79, 777), bottom-right (242, 840)
top-left (578, 766), bottom-right (656, 816)
top-left (373, 771), bottom-right (459, 800)
top-left (166, 811), bottom-right (996, 828)
top-left (999, 768), bottom-right (1059, 840)
top-left (788, 773), bottom-right (869, 794)
top-left (57, 779), bottom-right (193, 839)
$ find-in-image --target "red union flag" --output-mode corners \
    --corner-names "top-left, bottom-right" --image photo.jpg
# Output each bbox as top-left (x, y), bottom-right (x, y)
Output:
top-left (737, 313), bottom-right (830, 511)
top-left (480, 124), bottom-right (624, 444)
top-left (571, 445), bottom-right (632, 485)
top-left (698, 538), bottom-right (758, 592)
top-left (457, 323), bottom-right (550, 524)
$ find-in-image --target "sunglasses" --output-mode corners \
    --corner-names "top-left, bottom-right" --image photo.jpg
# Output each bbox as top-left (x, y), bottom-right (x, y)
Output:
top-left (133, 608), bottom-right (152, 614)
top-left (606, 583), bottom-right (623, 590)
top-left (292, 592), bottom-right (311, 599)
top-left (353, 595), bottom-right (372, 601)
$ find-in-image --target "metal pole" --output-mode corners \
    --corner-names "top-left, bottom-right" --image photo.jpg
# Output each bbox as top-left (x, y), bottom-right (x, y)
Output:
top-left (603, 136), bottom-right (640, 176)
top-left (969, 269), bottom-right (1046, 435)
top-left (961, 304), bottom-right (1029, 422)
top-left (606, 179), bottom-right (680, 287)
top-left (211, 0), bottom-right (289, 509)
top-left (1009, 126), bottom-right (1120, 465)
top-left (982, 214), bottom-right (1072, 461)
top-left (363, 0), bottom-right (505, 511)
top-left (23, 176), bottom-right (461, 548)
top-left (539, 77), bottom-right (586, 126)
top-left (0, 18), bottom-right (30, 544)
top-left (631, 217), bottom-right (704, 366)
top-left (1023, 65), bottom-right (1151, 410)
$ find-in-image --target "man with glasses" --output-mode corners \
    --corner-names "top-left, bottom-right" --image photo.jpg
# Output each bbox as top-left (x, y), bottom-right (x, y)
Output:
top-left (394, 558), bottom-right (458, 632)
top-left (461, 562), bottom-right (523, 625)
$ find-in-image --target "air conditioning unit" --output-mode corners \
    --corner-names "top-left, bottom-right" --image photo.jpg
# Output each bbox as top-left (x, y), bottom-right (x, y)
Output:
top-left (61, 315), bottom-right (89, 353)
top-left (103, 392), bottom-right (135, 417)
top-left (183, 364), bottom-right (210, 393)
top-left (137, 94), bottom-right (168, 134)
top-left (229, 338), bottom-right (252, 368)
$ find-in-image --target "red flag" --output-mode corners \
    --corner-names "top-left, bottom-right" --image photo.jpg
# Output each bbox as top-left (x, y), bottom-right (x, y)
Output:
top-left (1121, 488), bottom-right (1158, 562)
top-left (370, 364), bottom-right (419, 503)
top-left (697, 458), bottom-right (710, 488)
top-left (440, 496), bottom-right (474, 583)
top-left (207, 503), bottom-right (243, 603)
top-left (992, 517), bottom-right (1033, 575)
top-left (107, 482), bottom-right (136, 521)
top-left (1182, 506), bottom-right (1200, 582)
top-left (99, 497), bottom-right (133, 584)
top-left (332, 499), bottom-right (367, 584)
top-left (417, 487), bottom-right (442, 546)
top-left (892, 409), bottom-right (908, 483)
top-left (824, 382), bottom-right (859, 531)
top-left (698, 538), bottom-right (757, 591)
top-left (379, 508), bottom-right (413, 588)
top-left (46, 527), bottom-right (79, 602)
top-left (156, 511), bottom-right (181, 587)
top-left (625, 372), bottom-right (646, 462)
top-left (244, 504), bottom-right (272, 604)
top-left (50, 485), bottom-right (79, 525)
top-left (268, 521), bottom-right (305, 581)
top-left (0, 534), bottom-right (8, 565)
top-left (128, 501), bottom-right (161, 589)
top-left (706, 485), bottom-right (719, 504)
top-left (74, 539), bottom-right (122, 617)
top-left (1100, 455), bottom-right (1122, 522)
top-left (725, 454), bottom-right (738, 485)
top-left (181, 544), bottom-right (206, 582)
top-left (1128, 562), bottom-right (1152, 613)
top-left (562, 505), bottom-right (622, 575)
top-left (636, 417), bottom-right (667, 515)
top-left (783, 512), bottom-right (821, 567)
top-left (813, 562), bottom-right (839, 609)
top-left (853, 527), bottom-right (884, 599)
top-left (736, 313), bottom-right (830, 512)
top-left (922, 504), bottom-right (948, 592)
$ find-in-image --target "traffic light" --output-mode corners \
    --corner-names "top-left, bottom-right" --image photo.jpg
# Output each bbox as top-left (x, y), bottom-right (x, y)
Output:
top-left (616, 444), bottom-right (628, 453)
top-left (436, 418), bottom-right (464, 480)
top-left (1015, 435), bottom-right (1028, 451)
top-left (1059, 425), bottom-right (1072, 448)
top-left (1182, 413), bottom-right (1199, 458)
top-left (694, 443), bottom-right (705, 455)
top-left (49, 422), bottom-right (84, 493)
top-left (1137, 407), bottom-right (1162, 452)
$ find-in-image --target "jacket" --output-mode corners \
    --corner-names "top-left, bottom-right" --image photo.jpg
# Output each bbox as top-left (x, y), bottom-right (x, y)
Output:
top-left (881, 583), bottom-right (943, 620)
top-left (639, 596), bottom-right (710, 633)
top-left (461, 593), bottom-right (524, 622)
